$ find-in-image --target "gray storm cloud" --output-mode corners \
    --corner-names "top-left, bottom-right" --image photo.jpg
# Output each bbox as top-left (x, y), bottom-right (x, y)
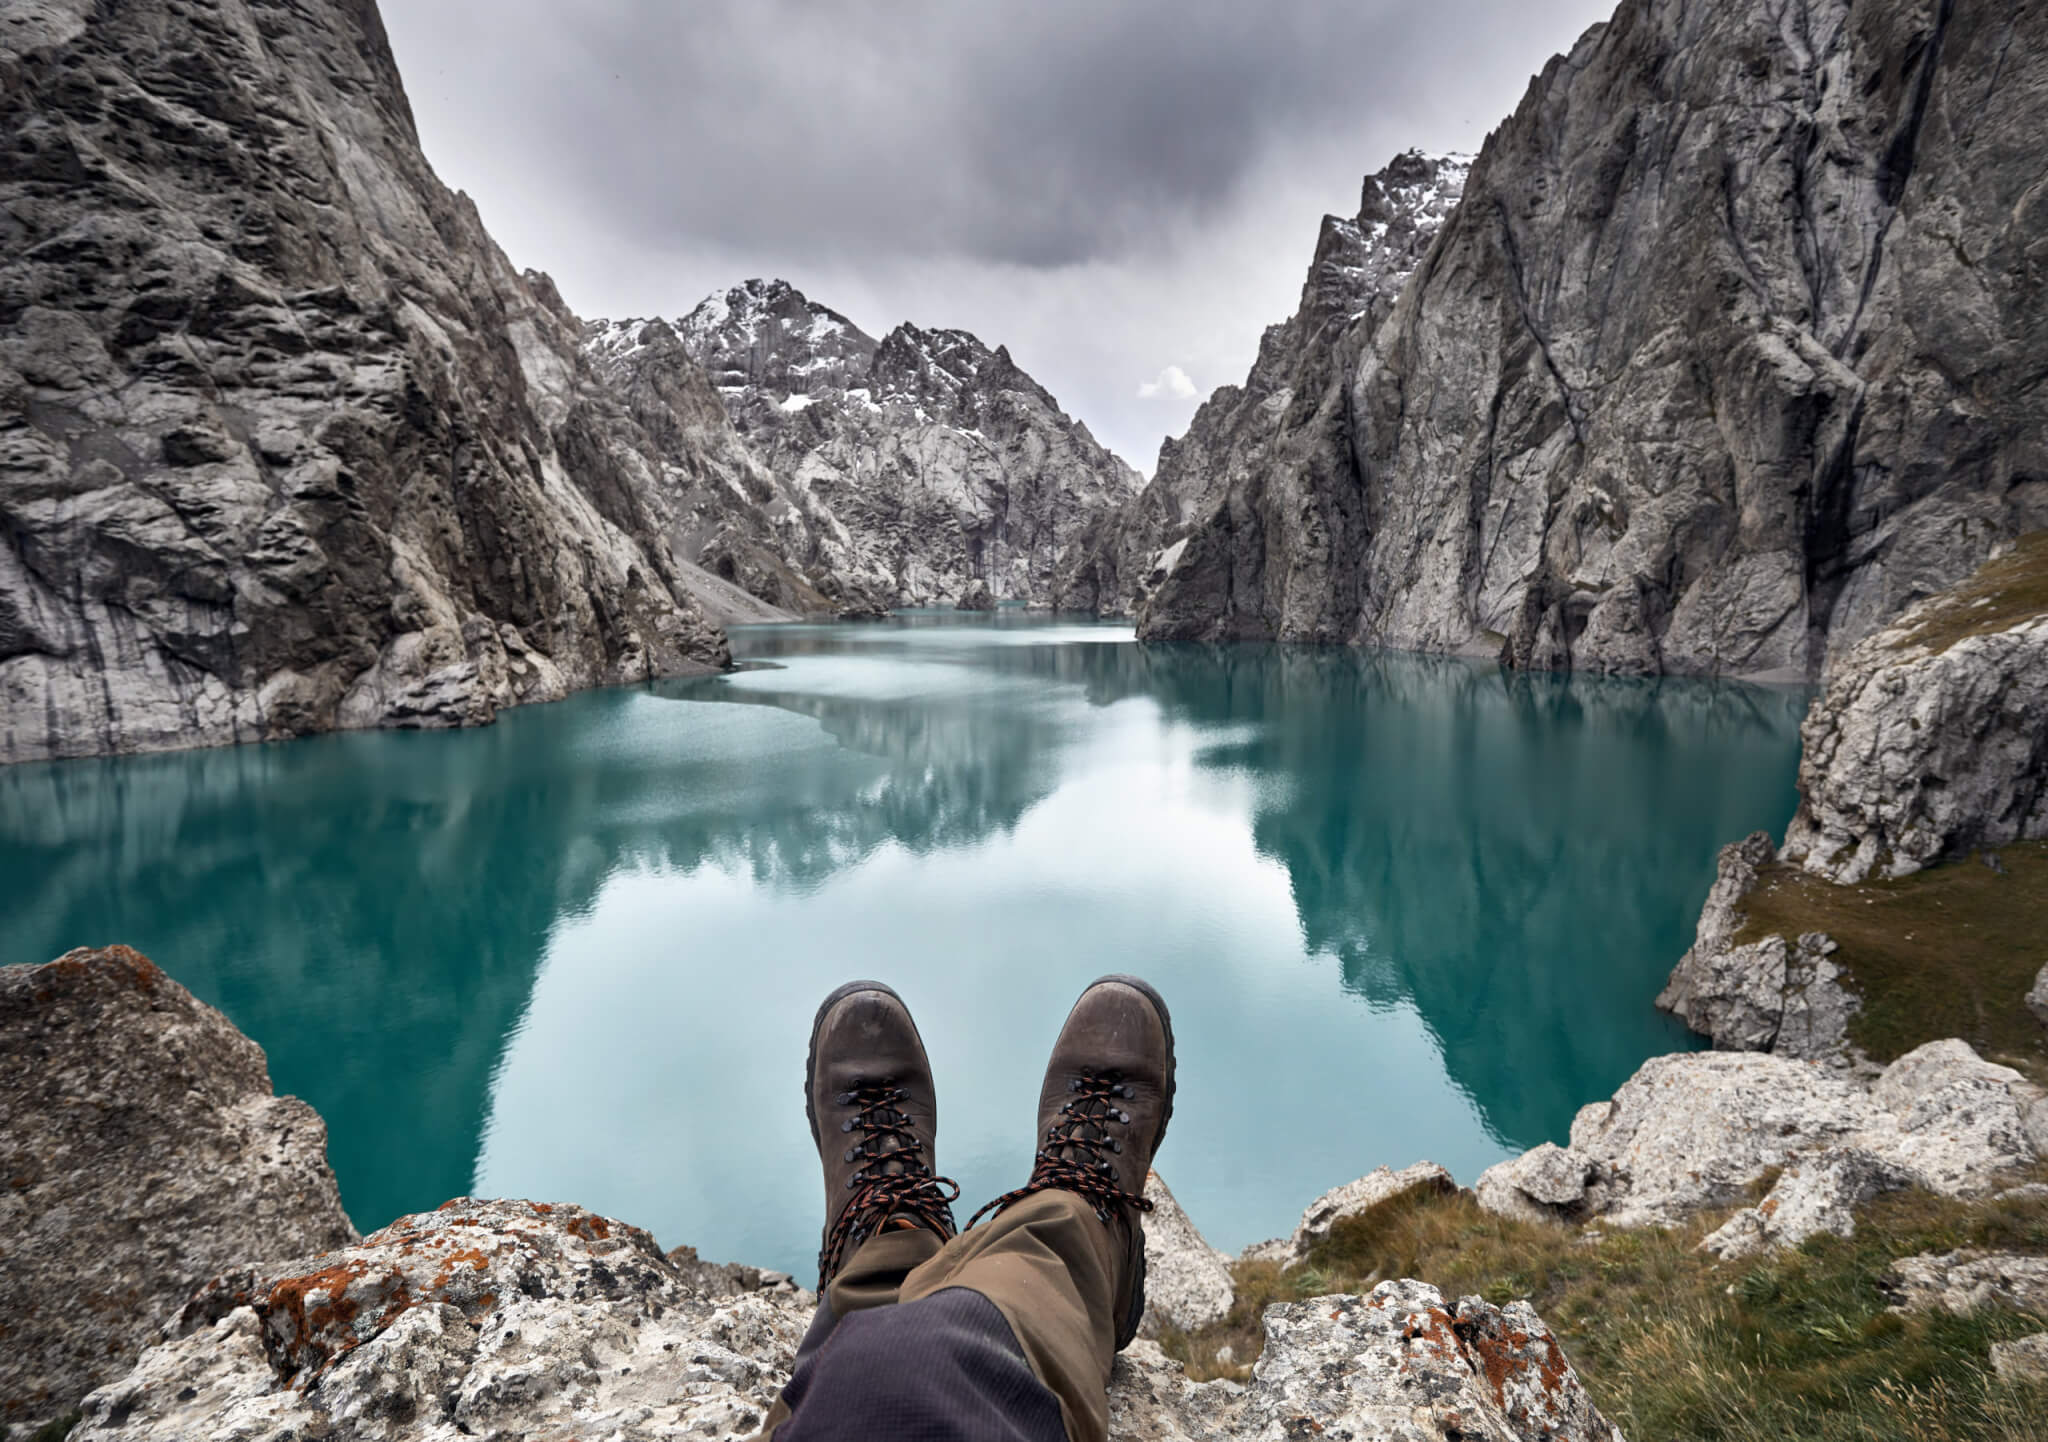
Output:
top-left (385, 0), bottom-right (1615, 466)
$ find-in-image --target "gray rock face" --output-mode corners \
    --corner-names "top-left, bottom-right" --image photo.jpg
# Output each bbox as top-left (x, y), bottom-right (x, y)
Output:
top-left (1, 946), bottom-right (357, 1434)
top-left (1063, 150), bottom-right (1471, 624)
top-left (595, 278), bottom-right (1143, 611)
top-left (1780, 554), bottom-right (2048, 882)
top-left (1140, 0), bottom-right (2048, 679)
top-left (1138, 1171), bottom-right (1235, 1339)
top-left (1475, 1040), bottom-right (2046, 1238)
top-left (1656, 832), bottom-right (1862, 1062)
top-left (1239, 1162), bottom-right (1458, 1266)
top-left (0, 0), bottom-right (737, 764)
top-left (2030, 964), bottom-right (2048, 1030)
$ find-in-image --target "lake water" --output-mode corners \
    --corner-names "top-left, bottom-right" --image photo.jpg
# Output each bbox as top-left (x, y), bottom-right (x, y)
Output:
top-left (0, 615), bottom-right (1808, 1277)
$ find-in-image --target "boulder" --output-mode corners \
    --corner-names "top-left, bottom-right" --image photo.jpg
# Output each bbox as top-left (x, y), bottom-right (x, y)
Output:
top-left (1139, 1172), bottom-right (1236, 1337)
top-left (1240, 1162), bottom-right (1457, 1264)
top-left (1887, 1250), bottom-right (2048, 1316)
top-left (1782, 564), bottom-right (2048, 884)
top-left (1, 946), bottom-right (358, 1435)
top-left (71, 1198), bottom-right (810, 1442)
top-left (956, 579), bottom-right (998, 612)
top-left (1990, 1333), bottom-right (2048, 1387)
top-left (1477, 1042), bottom-right (2045, 1237)
top-left (1700, 1148), bottom-right (1916, 1260)
top-left (2029, 963), bottom-right (2048, 1029)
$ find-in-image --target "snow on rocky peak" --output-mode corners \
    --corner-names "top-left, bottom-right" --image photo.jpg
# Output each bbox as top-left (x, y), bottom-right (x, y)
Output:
top-left (589, 279), bottom-right (1141, 612)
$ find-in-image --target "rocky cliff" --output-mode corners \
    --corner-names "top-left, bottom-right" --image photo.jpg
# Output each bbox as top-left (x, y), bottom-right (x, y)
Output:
top-left (1659, 533), bottom-right (2048, 1058)
top-left (593, 279), bottom-right (1144, 611)
top-left (1139, 0), bottom-right (2048, 680)
top-left (1059, 150), bottom-right (1471, 623)
top-left (0, 0), bottom-right (750, 765)
top-left (1, 946), bottom-right (356, 1436)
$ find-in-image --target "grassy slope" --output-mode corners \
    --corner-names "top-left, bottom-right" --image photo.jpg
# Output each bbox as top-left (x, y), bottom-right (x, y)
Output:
top-left (1731, 842), bottom-right (2048, 1082)
top-left (1160, 1176), bottom-right (2048, 1441)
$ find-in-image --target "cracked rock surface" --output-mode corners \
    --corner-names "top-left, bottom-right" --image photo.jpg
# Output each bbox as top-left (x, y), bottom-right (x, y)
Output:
top-left (1, 945), bottom-right (357, 1435)
top-left (1139, 0), bottom-right (2048, 678)
top-left (1, 0), bottom-right (737, 763)
top-left (1780, 555), bottom-right (2048, 883)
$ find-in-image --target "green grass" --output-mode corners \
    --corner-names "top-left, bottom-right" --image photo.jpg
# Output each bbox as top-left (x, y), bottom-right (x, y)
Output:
top-left (1729, 842), bottom-right (2048, 1080)
top-left (1891, 531), bottom-right (2048, 655)
top-left (1159, 1177), bottom-right (2048, 1441)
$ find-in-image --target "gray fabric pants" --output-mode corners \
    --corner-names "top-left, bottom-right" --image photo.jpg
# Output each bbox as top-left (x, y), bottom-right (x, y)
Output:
top-left (757, 1191), bottom-right (1126, 1442)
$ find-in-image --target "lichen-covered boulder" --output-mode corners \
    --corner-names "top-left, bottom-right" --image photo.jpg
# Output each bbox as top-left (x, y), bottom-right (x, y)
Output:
top-left (1109, 1281), bottom-right (1625, 1442)
top-left (0, 945), bottom-right (357, 1436)
top-left (72, 1198), bottom-right (811, 1442)
top-left (1139, 1172), bottom-right (1236, 1337)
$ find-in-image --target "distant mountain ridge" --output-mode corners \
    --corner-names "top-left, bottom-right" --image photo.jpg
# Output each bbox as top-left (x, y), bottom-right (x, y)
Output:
top-left (592, 279), bottom-right (1144, 612)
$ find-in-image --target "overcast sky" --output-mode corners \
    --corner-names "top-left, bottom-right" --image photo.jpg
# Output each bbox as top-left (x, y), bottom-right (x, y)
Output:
top-left (382, 1), bottom-right (1614, 472)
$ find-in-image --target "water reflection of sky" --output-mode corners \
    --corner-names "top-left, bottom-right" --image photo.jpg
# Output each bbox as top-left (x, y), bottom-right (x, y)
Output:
top-left (0, 615), bottom-right (1807, 1276)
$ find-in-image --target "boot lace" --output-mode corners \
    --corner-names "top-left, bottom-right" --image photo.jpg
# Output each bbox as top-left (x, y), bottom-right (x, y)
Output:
top-left (818, 1079), bottom-right (960, 1287)
top-left (966, 1070), bottom-right (1157, 1229)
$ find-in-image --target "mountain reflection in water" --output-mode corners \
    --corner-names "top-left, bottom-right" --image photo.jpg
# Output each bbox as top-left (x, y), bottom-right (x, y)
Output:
top-left (0, 614), bottom-right (1806, 1274)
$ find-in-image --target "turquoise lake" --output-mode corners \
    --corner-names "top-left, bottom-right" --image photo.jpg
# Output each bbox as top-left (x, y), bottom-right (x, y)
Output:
top-left (0, 615), bottom-right (1809, 1277)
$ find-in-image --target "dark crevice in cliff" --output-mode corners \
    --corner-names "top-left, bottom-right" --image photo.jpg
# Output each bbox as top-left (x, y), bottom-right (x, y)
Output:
top-left (1841, 0), bottom-right (1954, 358)
top-left (1492, 202), bottom-right (1587, 449)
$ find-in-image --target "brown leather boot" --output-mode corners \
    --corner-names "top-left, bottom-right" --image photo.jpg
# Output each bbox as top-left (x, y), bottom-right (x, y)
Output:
top-left (968, 974), bottom-right (1176, 1348)
top-left (806, 980), bottom-right (960, 1289)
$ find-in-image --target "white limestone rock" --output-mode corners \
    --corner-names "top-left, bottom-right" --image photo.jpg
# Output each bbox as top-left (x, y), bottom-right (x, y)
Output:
top-left (1700, 1148), bottom-right (1915, 1260)
top-left (1781, 575), bottom-right (2048, 884)
top-left (1478, 1041), bottom-right (2045, 1237)
top-left (0, 946), bottom-right (358, 1434)
top-left (1887, 1250), bottom-right (2048, 1316)
top-left (71, 1198), bottom-right (812, 1442)
top-left (2027, 963), bottom-right (2048, 1029)
top-left (1990, 1332), bottom-right (2048, 1387)
top-left (1139, 1172), bottom-right (1236, 1338)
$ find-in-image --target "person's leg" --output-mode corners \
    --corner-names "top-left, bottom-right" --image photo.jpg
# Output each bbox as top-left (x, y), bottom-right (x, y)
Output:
top-left (758, 975), bottom-right (1174, 1442)
top-left (896, 975), bottom-right (1176, 1442)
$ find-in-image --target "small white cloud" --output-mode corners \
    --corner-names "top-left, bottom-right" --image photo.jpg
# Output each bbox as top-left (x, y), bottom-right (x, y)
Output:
top-left (1137, 364), bottom-right (1198, 401)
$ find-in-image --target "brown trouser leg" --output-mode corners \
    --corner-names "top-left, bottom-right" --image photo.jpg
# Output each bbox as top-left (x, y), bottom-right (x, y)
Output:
top-left (757, 1191), bottom-right (1124, 1442)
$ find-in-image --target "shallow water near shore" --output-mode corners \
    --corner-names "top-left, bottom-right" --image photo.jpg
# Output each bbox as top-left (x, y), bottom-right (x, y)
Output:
top-left (1, 615), bottom-right (1807, 1276)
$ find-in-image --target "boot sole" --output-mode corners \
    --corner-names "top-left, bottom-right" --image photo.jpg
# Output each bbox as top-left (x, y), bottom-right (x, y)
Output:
top-left (1080, 973), bottom-right (1176, 1157)
top-left (804, 979), bottom-right (927, 1151)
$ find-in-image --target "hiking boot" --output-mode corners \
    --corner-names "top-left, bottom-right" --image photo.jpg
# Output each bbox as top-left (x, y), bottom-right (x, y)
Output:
top-left (806, 980), bottom-right (960, 1289)
top-left (967, 974), bottom-right (1175, 1349)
